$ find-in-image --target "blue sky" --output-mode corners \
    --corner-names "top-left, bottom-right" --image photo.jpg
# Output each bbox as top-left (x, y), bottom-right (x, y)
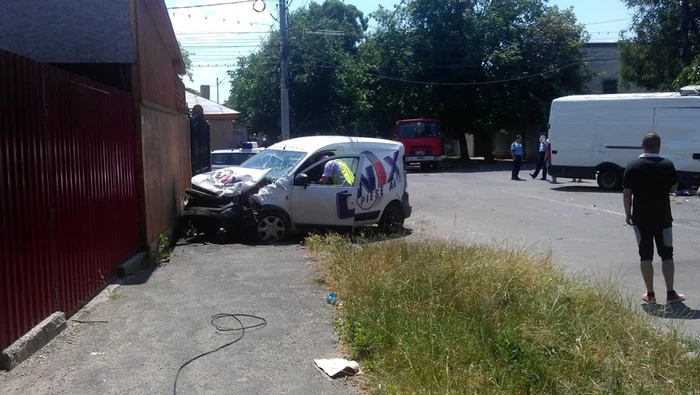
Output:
top-left (166, 0), bottom-right (634, 97)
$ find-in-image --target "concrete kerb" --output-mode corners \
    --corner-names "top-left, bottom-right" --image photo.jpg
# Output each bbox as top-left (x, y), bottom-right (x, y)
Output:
top-left (117, 251), bottom-right (148, 277)
top-left (1, 251), bottom-right (148, 371)
top-left (0, 312), bottom-right (67, 371)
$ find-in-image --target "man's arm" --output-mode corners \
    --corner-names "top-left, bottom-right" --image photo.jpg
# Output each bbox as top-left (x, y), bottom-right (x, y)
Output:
top-left (622, 164), bottom-right (634, 225)
top-left (669, 162), bottom-right (678, 193)
top-left (623, 188), bottom-right (633, 225)
top-left (318, 161), bottom-right (335, 184)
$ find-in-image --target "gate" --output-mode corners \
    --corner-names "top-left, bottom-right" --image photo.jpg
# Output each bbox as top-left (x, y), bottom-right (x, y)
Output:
top-left (0, 50), bottom-right (141, 351)
top-left (189, 109), bottom-right (211, 176)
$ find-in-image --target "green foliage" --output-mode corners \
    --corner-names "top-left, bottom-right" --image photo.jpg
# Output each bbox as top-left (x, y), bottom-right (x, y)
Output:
top-left (675, 53), bottom-right (700, 89)
top-left (157, 234), bottom-right (170, 266)
top-left (308, 234), bottom-right (700, 394)
top-left (185, 87), bottom-right (200, 95)
top-left (178, 41), bottom-right (194, 83)
top-left (621, 0), bottom-right (700, 91)
top-left (226, 0), bottom-right (590, 149)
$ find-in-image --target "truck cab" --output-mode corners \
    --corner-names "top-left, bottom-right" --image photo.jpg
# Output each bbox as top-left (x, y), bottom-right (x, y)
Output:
top-left (394, 119), bottom-right (443, 170)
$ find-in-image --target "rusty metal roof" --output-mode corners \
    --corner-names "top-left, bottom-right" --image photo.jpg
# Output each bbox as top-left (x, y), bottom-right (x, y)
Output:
top-left (186, 92), bottom-right (240, 120)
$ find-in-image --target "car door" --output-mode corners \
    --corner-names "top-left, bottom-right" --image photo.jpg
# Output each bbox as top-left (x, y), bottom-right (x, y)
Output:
top-left (290, 155), bottom-right (361, 227)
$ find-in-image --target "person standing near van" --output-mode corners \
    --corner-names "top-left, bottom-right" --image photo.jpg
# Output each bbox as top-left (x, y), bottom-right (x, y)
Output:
top-left (530, 134), bottom-right (548, 180)
top-left (623, 132), bottom-right (685, 304)
top-left (511, 135), bottom-right (524, 181)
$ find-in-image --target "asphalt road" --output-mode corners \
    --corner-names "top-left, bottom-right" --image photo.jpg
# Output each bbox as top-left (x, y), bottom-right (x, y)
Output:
top-left (2, 162), bottom-right (699, 394)
top-left (0, 243), bottom-right (358, 395)
top-left (405, 163), bottom-right (700, 333)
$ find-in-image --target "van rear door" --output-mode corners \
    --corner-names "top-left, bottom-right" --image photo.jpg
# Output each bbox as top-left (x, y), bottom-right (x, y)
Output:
top-left (653, 107), bottom-right (700, 185)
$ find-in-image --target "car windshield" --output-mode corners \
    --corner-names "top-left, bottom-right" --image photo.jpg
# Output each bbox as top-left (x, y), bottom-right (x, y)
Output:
top-left (212, 152), bottom-right (256, 166)
top-left (240, 149), bottom-right (307, 179)
top-left (398, 122), bottom-right (439, 138)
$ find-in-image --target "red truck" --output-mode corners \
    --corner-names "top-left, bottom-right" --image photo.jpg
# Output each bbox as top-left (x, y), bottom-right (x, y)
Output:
top-left (394, 119), bottom-right (443, 169)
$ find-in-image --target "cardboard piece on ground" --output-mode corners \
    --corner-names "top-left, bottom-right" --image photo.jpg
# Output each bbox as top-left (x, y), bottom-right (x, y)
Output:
top-left (314, 358), bottom-right (360, 378)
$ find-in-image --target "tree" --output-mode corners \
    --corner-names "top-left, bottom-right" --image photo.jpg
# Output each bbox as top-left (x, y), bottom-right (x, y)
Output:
top-left (225, 0), bottom-right (370, 140)
top-left (224, 0), bottom-right (588, 157)
top-left (185, 87), bottom-right (200, 95)
top-left (178, 41), bottom-right (195, 83)
top-left (365, 0), bottom-right (589, 159)
top-left (620, 0), bottom-right (700, 91)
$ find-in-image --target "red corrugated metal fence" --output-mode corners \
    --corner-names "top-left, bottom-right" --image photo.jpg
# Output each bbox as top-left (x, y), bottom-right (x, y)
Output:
top-left (0, 50), bottom-right (141, 351)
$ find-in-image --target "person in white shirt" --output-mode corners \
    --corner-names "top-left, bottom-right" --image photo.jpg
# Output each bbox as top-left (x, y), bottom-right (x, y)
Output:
top-left (530, 134), bottom-right (549, 181)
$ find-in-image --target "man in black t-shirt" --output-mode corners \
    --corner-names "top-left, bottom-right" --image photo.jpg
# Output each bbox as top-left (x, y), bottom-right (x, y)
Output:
top-left (623, 132), bottom-right (685, 305)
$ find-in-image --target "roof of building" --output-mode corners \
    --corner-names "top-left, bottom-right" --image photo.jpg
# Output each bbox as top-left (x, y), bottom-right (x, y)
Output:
top-left (0, 0), bottom-right (184, 72)
top-left (0, 0), bottom-right (134, 63)
top-left (585, 42), bottom-right (618, 48)
top-left (186, 92), bottom-right (241, 120)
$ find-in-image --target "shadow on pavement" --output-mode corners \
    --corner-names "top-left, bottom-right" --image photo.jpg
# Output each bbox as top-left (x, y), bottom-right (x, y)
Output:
top-left (407, 160), bottom-right (537, 175)
top-left (176, 225), bottom-right (414, 247)
top-left (118, 266), bottom-right (156, 286)
top-left (642, 302), bottom-right (700, 320)
top-left (550, 185), bottom-right (620, 194)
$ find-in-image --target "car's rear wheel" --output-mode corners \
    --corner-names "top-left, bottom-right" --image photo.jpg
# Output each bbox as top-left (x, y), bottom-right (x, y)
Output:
top-left (255, 209), bottom-right (290, 244)
top-left (379, 202), bottom-right (405, 234)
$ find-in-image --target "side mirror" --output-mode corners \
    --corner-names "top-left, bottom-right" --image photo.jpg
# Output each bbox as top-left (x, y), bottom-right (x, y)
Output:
top-left (294, 173), bottom-right (309, 186)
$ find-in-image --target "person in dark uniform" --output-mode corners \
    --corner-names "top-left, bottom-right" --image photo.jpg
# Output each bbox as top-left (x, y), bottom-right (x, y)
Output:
top-left (623, 132), bottom-right (684, 305)
top-left (510, 135), bottom-right (523, 181)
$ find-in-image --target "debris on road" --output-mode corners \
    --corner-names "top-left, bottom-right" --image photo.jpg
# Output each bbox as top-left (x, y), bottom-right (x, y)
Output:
top-left (326, 292), bottom-right (337, 305)
top-left (314, 358), bottom-right (360, 378)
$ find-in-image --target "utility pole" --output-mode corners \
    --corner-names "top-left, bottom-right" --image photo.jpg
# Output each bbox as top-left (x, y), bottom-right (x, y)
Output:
top-left (279, 0), bottom-right (290, 140)
top-left (216, 77), bottom-right (219, 103)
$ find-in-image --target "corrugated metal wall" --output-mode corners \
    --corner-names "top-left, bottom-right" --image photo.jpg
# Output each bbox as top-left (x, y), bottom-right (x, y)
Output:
top-left (0, 50), bottom-right (141, 351)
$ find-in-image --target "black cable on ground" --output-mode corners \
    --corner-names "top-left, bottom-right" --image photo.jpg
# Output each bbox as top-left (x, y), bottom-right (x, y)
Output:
top-left (173, 313), bottom-right (267, 395)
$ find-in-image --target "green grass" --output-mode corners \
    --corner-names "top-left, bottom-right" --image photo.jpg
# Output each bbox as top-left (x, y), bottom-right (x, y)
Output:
top-left (306, 234), bottom-right (700, 394)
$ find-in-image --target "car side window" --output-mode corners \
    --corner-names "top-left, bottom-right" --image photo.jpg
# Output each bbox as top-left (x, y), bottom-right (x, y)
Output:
top-left (305, 157), bottom-right (360, 187)
top-left (296, 151), bottom-right (336, 175)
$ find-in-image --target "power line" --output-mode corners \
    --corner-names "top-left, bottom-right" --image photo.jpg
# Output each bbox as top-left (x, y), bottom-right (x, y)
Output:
top-left (295, 50), bottom-right (606, 86)
top-left (171, 12), bottom-right (275, 26)
top-left (168, 0), bottom-right (258, 10)
top-left (176, 31), bottom-right (273, 34)
top-left (582, 17), bottom-right (631, 26)
top-left (183, 45), bottom-right (263, 48)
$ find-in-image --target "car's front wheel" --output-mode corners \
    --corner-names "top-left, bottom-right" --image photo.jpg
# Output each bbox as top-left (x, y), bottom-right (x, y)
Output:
top-left (255, 209), bottom-right (290, 244)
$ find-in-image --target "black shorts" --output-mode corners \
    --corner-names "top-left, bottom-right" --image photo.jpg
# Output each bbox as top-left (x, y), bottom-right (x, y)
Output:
top-left (633, 226), bottom-right (673, 261)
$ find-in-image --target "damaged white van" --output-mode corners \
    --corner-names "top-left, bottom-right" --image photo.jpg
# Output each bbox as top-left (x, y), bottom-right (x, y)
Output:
top-left (183, 136), bottom-right (412, 243)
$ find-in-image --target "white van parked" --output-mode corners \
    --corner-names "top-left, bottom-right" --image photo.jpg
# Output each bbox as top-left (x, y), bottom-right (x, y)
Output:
top-left (184, 136), bottom-right (412, 242)
top-left (548, 86), bottom-right (700, 190)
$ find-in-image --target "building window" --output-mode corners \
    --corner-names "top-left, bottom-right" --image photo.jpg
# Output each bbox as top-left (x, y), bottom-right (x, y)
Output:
top-left (603, 79), bottom-right (618, 94)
